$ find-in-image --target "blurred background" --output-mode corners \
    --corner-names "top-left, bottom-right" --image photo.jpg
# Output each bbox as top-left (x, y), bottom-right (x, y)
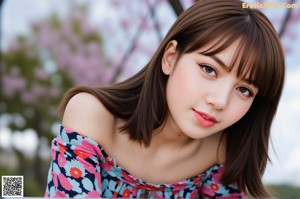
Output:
top-left (0, 0), bottom-right (299, 197)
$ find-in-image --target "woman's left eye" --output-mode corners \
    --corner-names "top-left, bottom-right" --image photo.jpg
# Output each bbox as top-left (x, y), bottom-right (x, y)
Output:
top-left (237, 87), bottom-right (253, 97)
top-left (199, 64), bottom-right (217, 77)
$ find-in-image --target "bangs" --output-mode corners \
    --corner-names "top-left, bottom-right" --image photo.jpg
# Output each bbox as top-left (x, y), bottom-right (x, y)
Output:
top-left (184, 11), bottom-right (284, 99)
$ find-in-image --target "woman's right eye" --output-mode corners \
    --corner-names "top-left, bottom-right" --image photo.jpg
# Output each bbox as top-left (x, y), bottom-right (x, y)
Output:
top-left (199, 64), bottom-right (217, 78)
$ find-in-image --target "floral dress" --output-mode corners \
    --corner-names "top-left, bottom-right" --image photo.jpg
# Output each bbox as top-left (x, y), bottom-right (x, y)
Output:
top-left (44, 125), bottom-right (247, 198)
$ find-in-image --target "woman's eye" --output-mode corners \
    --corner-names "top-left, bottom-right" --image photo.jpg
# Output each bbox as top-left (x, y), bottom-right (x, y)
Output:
top-left (237, 87), bottom-right (253, 97)
top-left (199, 64), bottom-right (217, 77)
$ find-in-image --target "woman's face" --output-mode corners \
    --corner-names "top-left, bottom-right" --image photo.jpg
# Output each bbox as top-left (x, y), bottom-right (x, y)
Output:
top-left (162, 40), bottom-right (258, 139)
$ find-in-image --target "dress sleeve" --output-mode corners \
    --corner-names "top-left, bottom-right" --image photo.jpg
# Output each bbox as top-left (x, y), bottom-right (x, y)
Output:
top-left (44, 125), bottom-right (103, 198)
top-left (200, 164), bottom-right (247, 199)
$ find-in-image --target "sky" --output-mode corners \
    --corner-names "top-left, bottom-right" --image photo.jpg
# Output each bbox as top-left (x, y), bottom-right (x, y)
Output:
top-left (1, 0), bottom-right (300, 186)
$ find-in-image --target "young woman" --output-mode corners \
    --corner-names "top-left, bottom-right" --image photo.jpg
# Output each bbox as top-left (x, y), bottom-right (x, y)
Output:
top-left (45, 0), bottom-right (285, 198)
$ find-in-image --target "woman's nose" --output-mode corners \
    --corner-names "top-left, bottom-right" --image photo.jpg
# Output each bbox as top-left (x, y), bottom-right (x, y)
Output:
top-left (205, 83), bottom-right (232, 111)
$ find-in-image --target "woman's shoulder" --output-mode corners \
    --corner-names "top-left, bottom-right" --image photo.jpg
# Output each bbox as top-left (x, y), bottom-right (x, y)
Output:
top-left (61, 92), bottom-right (116, 146)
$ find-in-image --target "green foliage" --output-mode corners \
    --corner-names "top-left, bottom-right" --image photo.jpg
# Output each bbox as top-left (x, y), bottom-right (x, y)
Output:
top-left (267, 184), bottom-right (300, 198)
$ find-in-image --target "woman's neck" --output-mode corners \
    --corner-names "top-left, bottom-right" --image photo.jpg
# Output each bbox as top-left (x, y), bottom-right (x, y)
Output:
top-left (151, 115), bottom-right (199, 149)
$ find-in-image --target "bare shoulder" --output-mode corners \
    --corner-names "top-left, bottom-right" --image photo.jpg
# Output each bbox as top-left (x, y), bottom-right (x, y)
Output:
top-left (62, 92), bottom-right (115, 145)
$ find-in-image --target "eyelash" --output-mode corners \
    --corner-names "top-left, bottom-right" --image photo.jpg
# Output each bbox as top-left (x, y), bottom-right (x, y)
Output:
top-left (236, 87), bottom-right (253, 97)
top-left (199, 64), bottom-right (254, 97)
top-left (199, 64), bottom-right (217, 78)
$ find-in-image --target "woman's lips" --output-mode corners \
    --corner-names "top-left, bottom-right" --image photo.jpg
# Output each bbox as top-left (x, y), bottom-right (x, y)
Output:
top-left (193, 109), bottom-right (217, 127)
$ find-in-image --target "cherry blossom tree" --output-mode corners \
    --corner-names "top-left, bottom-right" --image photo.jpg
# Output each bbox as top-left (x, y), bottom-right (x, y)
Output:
top-left (1, 3), bottom-right (114, 194)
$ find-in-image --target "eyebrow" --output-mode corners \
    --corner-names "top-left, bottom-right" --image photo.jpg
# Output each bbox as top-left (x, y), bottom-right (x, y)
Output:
top-left (198, 52), bottom-right (230, 71)
top-left (210, 55), bottom-right (230, 72)
top-left (200, 53), bottom-right (258, 87)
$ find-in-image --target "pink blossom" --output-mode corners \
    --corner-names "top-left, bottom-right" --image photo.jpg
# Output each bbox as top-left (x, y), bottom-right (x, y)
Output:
top-left (3, 76), bottom-right (25, 97)
top-left (8, 41), bottom-right (21, 52)
top-left (21, 91), bottom-right (36, 104)
top-left (31, 85), bottom-right (45, 97)
top-left (49, 87), bottom-right (61, 98)
top-left (49, 106), bottom-right (58, 117)
top-left (86, 42), bottom-right (100, 56)
top-left (10, 67), bottom-right (21, 76)
top-left (37, 23), bottom-right (58, 48)
top-left (34, 68), bottom-right (49, 80)
top-left (79, 15), bottom-right (94, 35)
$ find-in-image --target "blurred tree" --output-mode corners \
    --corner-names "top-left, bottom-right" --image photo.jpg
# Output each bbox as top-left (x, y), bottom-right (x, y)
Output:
top-left (1, 3), bottom-right (113, 194)
top-left (267, 184), bottom-right (300, 198)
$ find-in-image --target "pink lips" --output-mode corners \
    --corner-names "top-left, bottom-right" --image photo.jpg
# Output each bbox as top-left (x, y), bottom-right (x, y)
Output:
top-left (193, 109), bottom-right (217, 127)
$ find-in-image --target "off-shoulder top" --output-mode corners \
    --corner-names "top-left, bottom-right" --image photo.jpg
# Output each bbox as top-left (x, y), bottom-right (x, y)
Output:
top-left (44, 125), bottom-right (246, 198)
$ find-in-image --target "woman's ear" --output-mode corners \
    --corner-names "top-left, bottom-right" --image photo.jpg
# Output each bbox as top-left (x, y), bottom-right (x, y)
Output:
top-left (162, 40), bottom-right (178, 75)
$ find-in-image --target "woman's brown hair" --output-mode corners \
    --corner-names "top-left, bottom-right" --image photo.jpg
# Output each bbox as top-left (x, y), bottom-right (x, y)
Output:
top-left (58, 0), bottom-right (285, 198)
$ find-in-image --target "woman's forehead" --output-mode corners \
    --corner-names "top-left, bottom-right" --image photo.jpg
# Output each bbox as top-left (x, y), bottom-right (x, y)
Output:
top-left (195, 38), bottom-right (243, 68)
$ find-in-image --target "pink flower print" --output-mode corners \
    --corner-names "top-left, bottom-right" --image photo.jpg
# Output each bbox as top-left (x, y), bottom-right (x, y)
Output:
top-left (53, 190), bottom-right (68, 198)
top-left (64, 127), bottom-right (74, 133)
top-left (173, 183), bottom-right (187, 191)
top-left (59, 145), bottom-right (67, 154)
top-left (212, 165), bottom-right (223, 184)
top-left (193, 175), bottom-right (203, 183)
top-left (81, 140), bottom-right (103, 158)
top-left (58, 173), bottom-right (73, 191)
top-left (212, 172), bottom-right (222, 184)
top-left (95, 172), bottom-right (102, 189)
top-left (190, 189), bottom-right (199, 199)
top-left (51, 147), bottom-right (56, 160)
top-left (81, 140), bottom-right (94, 150)
top-left (131, 186), bottom-right (138, 196)
top-left (154, 193), bottom-right (165, 199)
top-left (172, 190), bottom-right (179, 195)
top-left (122, 188), bottom-right (131, 198)
top-left (210, 183), bottom-right (219, 191)
top-left (102, 157), bottom-right (115, 172)
top-left (86, 190), bottom-right (101, 198)
top-left (201, 184), bottom-right (215, 197)
top-left (216, 193), bottom-right (246, 199)
top-left (70, 167), bottom-right (83, 179)
top-left (52, 172), bottom-right (58, 188)
top-left (121, 170), bottom-right (138, 184)
top-left (136, 184), bottom-right (164, 191)
top-left (74, 149), bottom-right (89, 159)
top-left (58, 153), bottom-right (67, 167)
top-left (77, 157), bottom-right (96, 174)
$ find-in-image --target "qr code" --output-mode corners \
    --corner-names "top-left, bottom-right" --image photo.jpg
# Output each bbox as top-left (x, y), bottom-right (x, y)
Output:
top-left (1, 176), bottom-right (24, 197)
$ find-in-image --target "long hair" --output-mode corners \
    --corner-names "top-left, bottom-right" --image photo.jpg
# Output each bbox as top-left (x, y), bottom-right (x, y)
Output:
top-left (58, 0), bottom-right (285, 198)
